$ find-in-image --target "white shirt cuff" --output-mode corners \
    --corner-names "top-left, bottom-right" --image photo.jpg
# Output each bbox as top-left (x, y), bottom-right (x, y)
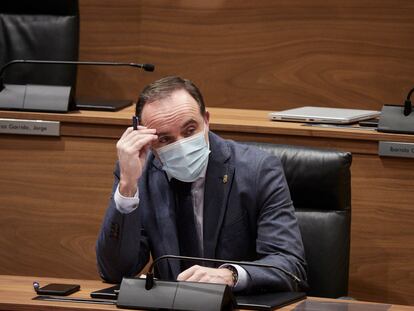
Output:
top-left (114, 184), bottom-right (139, 214)
top-left (220, 264), bottom-right (249, 291)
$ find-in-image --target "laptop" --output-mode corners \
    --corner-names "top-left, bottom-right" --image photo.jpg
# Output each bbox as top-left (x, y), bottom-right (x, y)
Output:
top-left (90, 285), bottom-right (306, 311)
top-left (268, 106), bottom-right (380, 124)
top-left (75, 99), bottom-right (133, 112)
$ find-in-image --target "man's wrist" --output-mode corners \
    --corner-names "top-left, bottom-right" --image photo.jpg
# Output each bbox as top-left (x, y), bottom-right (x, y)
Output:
top-left (114, 184), bottom-right (139, 214)
top-left (220, 264), bottom-right (249, 291)
top-left (119, 180), bottom-right (138, 197)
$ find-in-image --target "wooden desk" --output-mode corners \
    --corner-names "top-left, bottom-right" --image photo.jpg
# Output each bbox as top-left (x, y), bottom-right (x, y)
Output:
top-left (0, 275), bottom-right (413, 311)
top-left (0, 108), bottom-right (413, 306)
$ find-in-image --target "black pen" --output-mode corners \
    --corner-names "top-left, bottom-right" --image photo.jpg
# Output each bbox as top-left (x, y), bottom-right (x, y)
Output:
top-left (132, 116), bottom-right (139, 130)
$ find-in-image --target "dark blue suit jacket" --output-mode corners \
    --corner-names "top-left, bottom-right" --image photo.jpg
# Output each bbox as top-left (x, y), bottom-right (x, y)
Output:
top-left (96, 132), bottom-right (307, 293)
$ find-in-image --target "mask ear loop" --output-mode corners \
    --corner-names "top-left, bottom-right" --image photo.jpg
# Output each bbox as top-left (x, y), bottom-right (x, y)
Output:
top-left (204, 123), bottom-right (210, 148)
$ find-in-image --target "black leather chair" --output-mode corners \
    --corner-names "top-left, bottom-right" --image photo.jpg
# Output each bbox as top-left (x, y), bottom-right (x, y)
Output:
top-left (0, 0), bottom-right (79, 88)
top-left (244, 142), bottom-right (352, 298)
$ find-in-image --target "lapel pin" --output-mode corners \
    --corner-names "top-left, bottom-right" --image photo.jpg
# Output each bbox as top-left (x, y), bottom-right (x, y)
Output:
top-left (222, 174), bottom-right (228, 184)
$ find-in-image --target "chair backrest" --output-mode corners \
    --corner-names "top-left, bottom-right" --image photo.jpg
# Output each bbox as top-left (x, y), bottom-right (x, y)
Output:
top-left (0, 0), bottom-right (79, 87)
top-left (244, 142), bottom-right (352, 298)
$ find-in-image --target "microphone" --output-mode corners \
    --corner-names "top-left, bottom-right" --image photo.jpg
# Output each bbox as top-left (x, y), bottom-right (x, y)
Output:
top-left (404, 87), bottom-right (414, 116)
top-left (116, 254), bottom-right (308, 311)
top-left (378, 87), bottom-right (414, 134)
top-left (0, 59), bottom-right (155, 112)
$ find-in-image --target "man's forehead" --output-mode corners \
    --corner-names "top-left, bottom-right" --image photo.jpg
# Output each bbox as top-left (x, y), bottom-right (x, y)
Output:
top-left (141, 91), bottom-right (200, 124)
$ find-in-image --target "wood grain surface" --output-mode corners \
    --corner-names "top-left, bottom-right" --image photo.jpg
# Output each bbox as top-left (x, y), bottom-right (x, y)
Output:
top-left (76, 1), bottom-right (414, 111)
top-left (0, 135), bottom-right (116, 279)
top-left (350, 155), bottom-right (414, 303)
top-left (0, 275), bottom-right (413, 311)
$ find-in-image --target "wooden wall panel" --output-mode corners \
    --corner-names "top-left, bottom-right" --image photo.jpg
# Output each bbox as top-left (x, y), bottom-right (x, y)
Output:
top-left (0, 135), bottom-right (116, 279)
top-left (76, 0), bottom-right (143, 102)
top-left (77, 0), bottom-right (414, 111)
top-left (350, 155), bottom-right (414, 304)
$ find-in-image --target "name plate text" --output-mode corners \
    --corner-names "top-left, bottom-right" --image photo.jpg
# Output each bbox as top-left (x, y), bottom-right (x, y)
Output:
top-left (0, 118), bottom-right (60, 136)
top-left (379, 141), bottom-right (414, 159)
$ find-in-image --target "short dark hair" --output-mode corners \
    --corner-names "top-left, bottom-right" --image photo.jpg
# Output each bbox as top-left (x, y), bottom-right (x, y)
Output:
top-left (135, 76), bottom-right (206, 122)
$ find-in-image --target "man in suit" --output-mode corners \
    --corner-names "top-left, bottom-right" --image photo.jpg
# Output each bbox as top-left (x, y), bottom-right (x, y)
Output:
top-left (96, 76), bottom-right (307, 293)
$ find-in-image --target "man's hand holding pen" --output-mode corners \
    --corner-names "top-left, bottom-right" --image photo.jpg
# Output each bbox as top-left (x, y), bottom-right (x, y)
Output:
top-left (116, 116), bottom-right (158, 197)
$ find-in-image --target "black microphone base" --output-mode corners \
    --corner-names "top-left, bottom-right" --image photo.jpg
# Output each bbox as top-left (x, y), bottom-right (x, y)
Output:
top-left (0, 84), bottom-right (74, 112)
top-left (378, 105), bottom-right (414, 134)
top-left (117, 277), bottom-right (235, 311)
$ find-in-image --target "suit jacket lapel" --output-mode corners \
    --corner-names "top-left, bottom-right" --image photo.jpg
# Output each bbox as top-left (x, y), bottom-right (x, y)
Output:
top-left (203, 133), bottom-right (234, 261)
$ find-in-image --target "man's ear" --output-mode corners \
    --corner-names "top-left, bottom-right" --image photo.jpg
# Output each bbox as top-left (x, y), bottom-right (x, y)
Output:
top-left (204, 110), bottom-right (210, 124)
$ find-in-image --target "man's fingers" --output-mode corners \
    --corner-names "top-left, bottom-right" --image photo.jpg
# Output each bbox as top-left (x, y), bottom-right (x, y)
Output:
top-left (118, 127), bottom-right (155, 149)
top-left (177, 266), bottom-right (210, 283)
top-left (119, 127), bottom-right (134, 140)
top-left (122, 128), bottom-right (157, 145)
top-left (177, 265), bottom-right (200, 281)
top-left (176, 266), bottom-right (233, 286)
top-left (129, 134), bottom-right (158, 154)
top-left (185, 271), bottom-right (206, 282)
top-left (118, 133), bottom-right (158, 155)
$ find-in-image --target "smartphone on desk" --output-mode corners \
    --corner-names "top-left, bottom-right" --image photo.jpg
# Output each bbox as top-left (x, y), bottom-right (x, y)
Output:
top-left (35, 283), bottom-right (80, 296)
top-left (90, 285), bottom-right (119, 300)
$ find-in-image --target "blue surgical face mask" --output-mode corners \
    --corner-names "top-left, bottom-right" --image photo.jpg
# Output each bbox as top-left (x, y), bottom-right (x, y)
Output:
top-left (156, 127), bottom-right (210, 182)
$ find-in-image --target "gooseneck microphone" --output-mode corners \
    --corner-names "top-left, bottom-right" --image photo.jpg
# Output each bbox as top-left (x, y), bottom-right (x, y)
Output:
top-left (0, 59), bottom-right (155, 112)
top-left (145, 254), bottom-right (308, 291)
top-left (404, 87), bottom-right (414, 116)
top-left (0, 59), bottom-right (155, 91)
top-left (378, 86), bottom-right (414, 134)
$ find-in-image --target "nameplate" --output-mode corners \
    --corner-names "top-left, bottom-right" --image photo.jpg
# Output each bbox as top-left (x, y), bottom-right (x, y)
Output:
top-left (0, 118), bottom-right (60, 136)
top-left (379, 141), bottom-right (414, 158)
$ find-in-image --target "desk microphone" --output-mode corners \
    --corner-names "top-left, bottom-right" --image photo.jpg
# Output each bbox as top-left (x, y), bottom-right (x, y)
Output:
top-left (116, 254), bottom-right (308, 311)
top-left (0, 59), bottom-right (155, 112)
top-left (378, 87), bottom-right (414, 134)
top-left (404, 87), bottom-right (414, 116)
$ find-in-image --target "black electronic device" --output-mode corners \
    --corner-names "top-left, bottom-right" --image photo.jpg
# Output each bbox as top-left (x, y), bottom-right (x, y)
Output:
top-left (235, 291), bottom-right (306, 311)
top-left (117, 277), bottom-right (234, 311)
top-left (90, 285), bottom-right (119, 299)
top-left (33, 282), bottom-right (80, 296)
top-left (91, 285), bottom-right (306, 311)
top-left (113, 254), bottom-right (307, 311)
top-left (75, 99), bottom-right (133, 112)
top-left (378, 87), bottom-right (414, 134)
top-left (0, 59), bottom-right (154, 113)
